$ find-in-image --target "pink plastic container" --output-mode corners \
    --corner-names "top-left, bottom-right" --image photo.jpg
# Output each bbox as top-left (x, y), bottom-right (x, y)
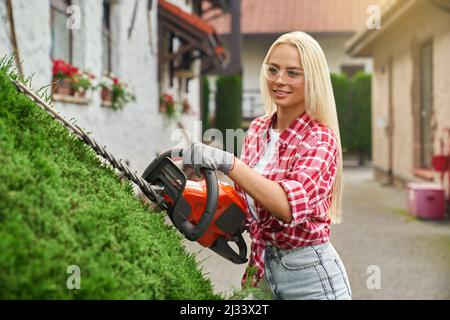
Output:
top-left (407, 183), bottom-right (446, 219)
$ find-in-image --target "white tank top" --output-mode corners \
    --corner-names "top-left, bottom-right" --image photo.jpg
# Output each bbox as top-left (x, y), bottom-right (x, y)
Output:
top-left (244, 127), bottom-right (280, 220)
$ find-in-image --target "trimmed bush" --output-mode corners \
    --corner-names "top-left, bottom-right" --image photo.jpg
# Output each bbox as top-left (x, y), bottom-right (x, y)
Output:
top-left (215, 75), bottom-right (242, 155)
top-left (0, 59), bottom-right (220, 299)
top-left (331, 72), bottom-right (372, 163)
top-left (351, 72), bottom-right (372, 162)
top-left (331, 73), bottom-right (351, 153)
top-left (201, 76), bottom-right (210, 133)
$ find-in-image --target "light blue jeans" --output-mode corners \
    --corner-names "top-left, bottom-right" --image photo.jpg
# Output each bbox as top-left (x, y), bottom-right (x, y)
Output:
top-left (260, 241), bottom-right (352, 300)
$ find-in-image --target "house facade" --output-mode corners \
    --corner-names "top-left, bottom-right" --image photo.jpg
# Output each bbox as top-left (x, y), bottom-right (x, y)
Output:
top-left (346, 0), bottom-right (450, 190)
top-left (0, 0), bottom-right (225, 174)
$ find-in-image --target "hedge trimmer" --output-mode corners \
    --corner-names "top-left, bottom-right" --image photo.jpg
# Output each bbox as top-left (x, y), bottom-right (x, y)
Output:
top-left (12, 80), bottom-right (248, 264)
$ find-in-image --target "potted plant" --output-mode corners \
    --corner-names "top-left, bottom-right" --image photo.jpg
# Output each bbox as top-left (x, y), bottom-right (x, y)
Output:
top-left (52, 59), bottom-right (79, 95)
top-left (72, 71), bottom-right (97, 98)
top-left (52, 59), bottom-right (96, 98)
top-left (100, 74), bottom-right (135, 110)
top-left (159, 93), bottom-right (177, 119)
top-left (99, 75), bottom-right (114, 103)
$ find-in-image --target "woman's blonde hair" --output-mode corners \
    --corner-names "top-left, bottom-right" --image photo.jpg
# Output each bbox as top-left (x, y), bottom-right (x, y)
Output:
top-left (260, 31), bottom-right (343, 224)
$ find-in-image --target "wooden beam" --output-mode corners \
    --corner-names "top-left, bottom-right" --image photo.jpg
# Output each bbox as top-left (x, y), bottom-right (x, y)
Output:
top-left (160, 20), bottom-right (202, 47)
top-left (159, 14), bottom-right (206, 42)
top-left (127, 0), bottom-right (139, 39)
top-left (161, 43), bottom-right (196, 64)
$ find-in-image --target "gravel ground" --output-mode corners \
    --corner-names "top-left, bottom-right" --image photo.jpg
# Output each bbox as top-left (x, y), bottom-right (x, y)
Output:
top-left (180, 166), bottom-right (450, 299)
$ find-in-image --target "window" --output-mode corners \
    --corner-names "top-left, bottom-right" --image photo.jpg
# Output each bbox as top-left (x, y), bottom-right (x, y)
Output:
top-left (50, 0), bottom-right (72, 62)
top-left (341, 64), bottom-right (365, 78)
top-left (102, 0), bottom-right (112, 75)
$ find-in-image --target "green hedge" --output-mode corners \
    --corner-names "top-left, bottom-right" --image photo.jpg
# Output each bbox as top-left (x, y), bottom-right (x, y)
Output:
top-left (0, 59), bottom-right (220, 299)
top-left (351, 72), bottom-right (372, 161)
top-left (201, 76), bottom-right (210, 133)
top-left (215, 75), bottom-right (242, 155)
top-left (331, 73), bottom-right (351, 153)
top-left (331, 72), bottom-right (372, 163)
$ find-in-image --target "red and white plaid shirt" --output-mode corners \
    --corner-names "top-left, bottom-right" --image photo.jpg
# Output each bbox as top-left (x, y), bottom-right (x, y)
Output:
top-left (235, 111), bottom-right (339, 287)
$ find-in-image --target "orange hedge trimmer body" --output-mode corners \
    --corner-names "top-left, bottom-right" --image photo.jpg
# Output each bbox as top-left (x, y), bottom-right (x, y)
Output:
top-left (143, 149), bottom-right (249, 264)
top-left (182, 180), bottom-right (247, 248)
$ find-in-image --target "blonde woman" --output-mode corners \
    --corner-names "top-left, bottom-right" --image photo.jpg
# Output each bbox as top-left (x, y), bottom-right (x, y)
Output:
top-left (183, 31), bottom-right (351, 300)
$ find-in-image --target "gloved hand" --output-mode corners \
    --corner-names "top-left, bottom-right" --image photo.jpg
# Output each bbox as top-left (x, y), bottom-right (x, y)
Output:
top-left (182, 142), bottom-right (235, 178)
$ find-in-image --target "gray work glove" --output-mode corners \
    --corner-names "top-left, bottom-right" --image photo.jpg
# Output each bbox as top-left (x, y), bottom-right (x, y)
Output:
top-left (182, 142), bottom-right (235, 178)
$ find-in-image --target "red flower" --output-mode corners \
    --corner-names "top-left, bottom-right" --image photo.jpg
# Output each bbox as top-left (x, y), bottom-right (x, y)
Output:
top-left (164, 94), bottom-right (173, 104)
top-left (52, 59), bottom-right (80, 78)
top-left (52, 59), bottom-right (64, 76)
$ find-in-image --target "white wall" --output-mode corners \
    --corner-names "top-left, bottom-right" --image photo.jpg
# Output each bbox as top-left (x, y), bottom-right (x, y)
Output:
top-left (0, 0), bottom-right (52, 89)
top-left (0, 0), bottom-right (202, 174)
top-left (0, 1), bottom-right (12, 60)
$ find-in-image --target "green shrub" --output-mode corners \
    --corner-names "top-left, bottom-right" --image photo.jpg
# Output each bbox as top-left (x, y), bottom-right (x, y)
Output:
top-left (0, 58), bottom-right (220, 299)
top-left (351, 71), bottom-right (372, 162)
top-left (331, 73), bottom-right (351, 153)
top-left (201, 76), bottom-right (210, 133)
top-left (215, 75), bottom-right (242, 155)
top-left (331, 72), bottom-right (372, 163)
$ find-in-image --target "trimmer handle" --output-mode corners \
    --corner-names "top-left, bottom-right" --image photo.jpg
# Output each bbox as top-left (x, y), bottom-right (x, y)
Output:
top-left (154, 148), bottom-right (219, 242)
top-left (209, 232), bottom-right (248, 264)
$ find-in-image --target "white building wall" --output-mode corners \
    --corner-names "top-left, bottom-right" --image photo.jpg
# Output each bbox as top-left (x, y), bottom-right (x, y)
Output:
top-left (0, 0), bottom-right (52, 89)
top-left (0, 1), bottom-right (13, 62)
top-left (0, 0), bottom-right (202, 174)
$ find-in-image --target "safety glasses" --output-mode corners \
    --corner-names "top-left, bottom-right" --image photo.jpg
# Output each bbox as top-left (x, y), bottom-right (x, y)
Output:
top-left (263, 63), bottom-right (304, 84)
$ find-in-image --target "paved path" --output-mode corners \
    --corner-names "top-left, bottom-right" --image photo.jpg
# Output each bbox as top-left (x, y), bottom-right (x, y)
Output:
top-left (181, 166), bottom-right (450, 299)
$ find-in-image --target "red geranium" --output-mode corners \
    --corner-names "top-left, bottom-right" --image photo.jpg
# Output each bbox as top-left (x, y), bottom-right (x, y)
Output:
top-left (160, 93), bottom-right (178, 119)
top-left (52, 59), bottom-right (80, 79)
top-left (163, 94), bottom-right (173, 104)
top-left (112, 77), bottom-right (120, 85)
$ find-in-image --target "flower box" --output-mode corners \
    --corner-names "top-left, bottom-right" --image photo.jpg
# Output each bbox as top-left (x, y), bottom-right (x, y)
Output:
top-left (75, 90), bottom-right (86, 99)
top-left (101, 87), bottom-right (113, 102)
top-left (52, 59), bottom-right (97, 99)
top-left (52, 77), bottom-right (74, 96)
top-left (99, 74), bottom-right (135, 110)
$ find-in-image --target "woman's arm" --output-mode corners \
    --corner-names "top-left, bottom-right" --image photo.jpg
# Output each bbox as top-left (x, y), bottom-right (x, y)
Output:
top-left (228, 158), bottom-right (292, 224)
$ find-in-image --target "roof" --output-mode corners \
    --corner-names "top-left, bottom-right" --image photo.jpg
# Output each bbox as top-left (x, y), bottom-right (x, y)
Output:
top-left (159, 0), bottom-right (215, 35)
top-left (204, 0), bottom-right (381, 35)
top-left (158, 0), bottom-right (226, 62)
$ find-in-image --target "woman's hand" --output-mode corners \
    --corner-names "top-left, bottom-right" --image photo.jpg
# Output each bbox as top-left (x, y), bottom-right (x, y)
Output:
top-left (182, 142), bottom-right (235, 178)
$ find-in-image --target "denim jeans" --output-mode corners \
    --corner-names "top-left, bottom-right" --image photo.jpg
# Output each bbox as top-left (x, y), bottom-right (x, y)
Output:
top-left (260, 241), bottom-right (352, 300)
